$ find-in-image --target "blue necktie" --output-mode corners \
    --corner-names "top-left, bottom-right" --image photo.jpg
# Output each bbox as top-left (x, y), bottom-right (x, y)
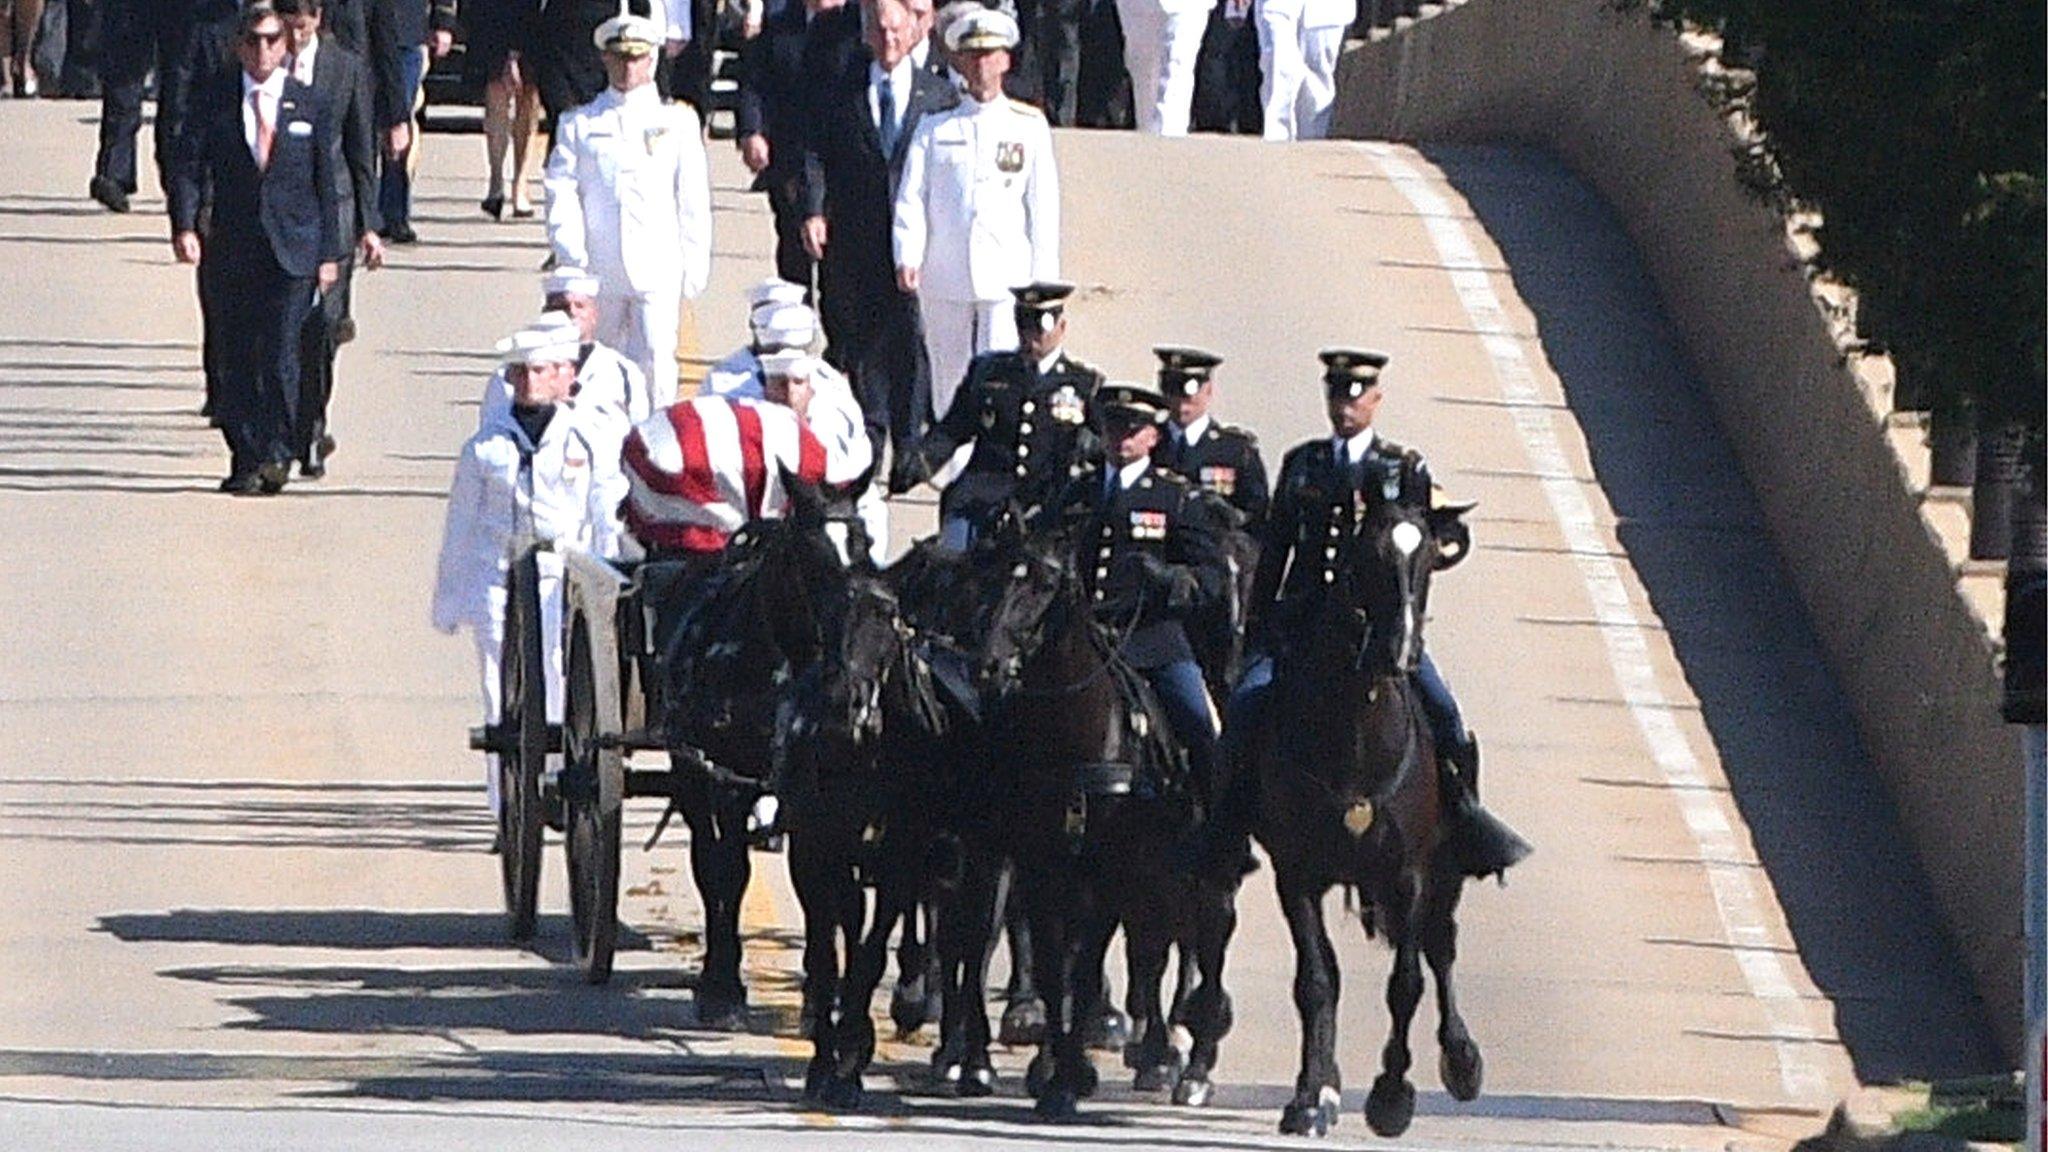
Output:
top-left (878, 74), bottom-right (899, 154)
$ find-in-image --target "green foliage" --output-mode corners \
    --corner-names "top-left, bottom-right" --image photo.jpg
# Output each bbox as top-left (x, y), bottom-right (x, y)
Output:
top-left (1632, 0), bottom-right (2044, 429)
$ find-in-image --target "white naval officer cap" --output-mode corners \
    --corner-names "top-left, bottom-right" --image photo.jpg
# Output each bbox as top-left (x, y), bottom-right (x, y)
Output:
top-left (759, 349), bottom-right (816, 380)
top-left (944, 6), bottom-right (1019, 51)
top-left (750, 302), bottom-right (818, 351)
top-left (543, 266), bottom-right (602, 299)
top-left (593, 13), bottom-right (661, 54)
top-left (497, 312), bottom-right (582, 366)
top-left (745, 278), bottom-right (809, 313)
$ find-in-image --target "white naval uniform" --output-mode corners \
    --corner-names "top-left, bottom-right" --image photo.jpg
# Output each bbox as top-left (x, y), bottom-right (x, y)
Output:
top-left (1118, 0), bottom-right (1210, 136)
top-left (544, 84), bottom-right (713, 414)
top-left (430, 402), bottom-right (629, 815)
top-left (893, 93), bottom-right (1060, 426)
top-left (702, 346), bottom-right (890, 560)
top-left (1258, 0), bottom-right (1354, 140)
top-left (478, 341), bottom-right (653, 434)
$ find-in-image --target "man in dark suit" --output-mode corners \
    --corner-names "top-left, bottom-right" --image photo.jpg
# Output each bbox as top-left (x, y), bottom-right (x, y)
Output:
top-left (736, 0), bottom-right (841, 291)
top-left (88, 0), bottom-right (220, 212)
top-left (532, 0), bottom-right (661, 131)
top-left (365, 0), bottom-right (454, 243)
top-left (282, 0), bottom-right (384, 478)
top-left (170, 3), bottom-right (347, 495)
top-left (801, 0), bottom-right (957, 457)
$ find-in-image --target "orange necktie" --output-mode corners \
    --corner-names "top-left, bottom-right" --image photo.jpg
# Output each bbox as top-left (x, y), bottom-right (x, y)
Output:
top-left (251, 90), bottom-right (274, 169)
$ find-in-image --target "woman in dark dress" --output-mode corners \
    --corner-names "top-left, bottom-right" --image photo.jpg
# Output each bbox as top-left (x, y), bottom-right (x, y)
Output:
top-left (463, 0), bottom-right (542, 217)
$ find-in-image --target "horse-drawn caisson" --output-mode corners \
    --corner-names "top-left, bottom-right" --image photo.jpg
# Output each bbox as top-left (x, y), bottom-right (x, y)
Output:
top-left (441, 305), bottom-right (1530, 1134)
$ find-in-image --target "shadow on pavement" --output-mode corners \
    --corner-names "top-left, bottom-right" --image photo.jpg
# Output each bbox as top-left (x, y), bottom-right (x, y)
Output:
top-left (1431, 144), bottom-right (2002, 1083)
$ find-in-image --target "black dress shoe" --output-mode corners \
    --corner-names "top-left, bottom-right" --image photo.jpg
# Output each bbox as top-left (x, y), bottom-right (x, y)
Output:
top-left (481, 193), bottom-right (504, 220)
top-left (300, 434), bottom-right (335, 479)
top-left (333, 317), bottom-right (357, 345)
top-left (257, 461), bottom-right (291, 494)
top-left (382, 222), bottom-right (418, 245)
top-left (219, 473), bottom-right (263, 495)
top-left (88, 175), bottom-right (130, 213)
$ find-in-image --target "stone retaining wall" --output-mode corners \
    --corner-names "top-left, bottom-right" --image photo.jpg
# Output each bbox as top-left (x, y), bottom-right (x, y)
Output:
top-left (1330, 0), bottom-right (2023, 1058)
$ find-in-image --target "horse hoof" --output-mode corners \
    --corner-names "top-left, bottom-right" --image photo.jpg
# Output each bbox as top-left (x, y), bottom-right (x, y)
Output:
top-left (1365, 1074), bottom-right (1416, 1137)
top-left (1441, 1038), bottom-right (1484, 1102)
top-left (1000, 999), bottom-right (1047, 1047)
top-left (822, 1075), bottom-right (865, 1111)
top-left (1082, 1006), bottom-right (1130, 1051)
top-left (1074, 1057), bottom-right (1100, 1099)
top-left (956, 1065), bottom-right (995, 1098)
top-left (1172, 1073), bottom-right (1214, 1108)
top-left (1134, 1063), bottom-right (1172, 1093)
top-left (1033, 1087), bottom-right (1080, 1122)
top-left (890, 978), bottom-right (930, 1036)
top-left (803, 1058), bottom-right (833, 1101)
top-left (1281, 1086), bottom-right (1342, 1137)
top-left (695, 992), bottom-right (748, 1032)
top-left (1024, 1051), bottom-right (1054, 1099)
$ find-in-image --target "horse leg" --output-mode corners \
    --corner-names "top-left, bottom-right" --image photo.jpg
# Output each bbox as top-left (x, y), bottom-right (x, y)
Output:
top-left (835, 877), bottom-right (914, 1109)
top-left (1423, 861), bottom-right (1482, 1102)
top-left (1024, 868), bottom-right (1085, 1121)
top-left (1175, 876), bottom-right (1238, 1108)
top-left (787, 832), bottom-right (842, 1100)
top-left (994, 862), bottom-right (1047, 1047)
top-left (1123, 920), bottom-right (1180, 1093)
top-left (890, 894), bottom-right (931, 1038)
top-left (933, 846), bottom-right (998, 1093)
top-left (694, 797), bottom-right (753, 1030)
top-left (1364, 876), bottom-right (1425, 1137)
top-left (1277, 872), bottom-right (1343, 1136)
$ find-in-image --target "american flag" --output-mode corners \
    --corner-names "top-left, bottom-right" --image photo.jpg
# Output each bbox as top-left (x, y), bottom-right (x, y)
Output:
top-left (622, 396), bottom-right (828, 554)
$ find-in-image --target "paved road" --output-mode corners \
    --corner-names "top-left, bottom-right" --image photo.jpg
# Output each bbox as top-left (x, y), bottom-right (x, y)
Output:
top-left (0, 102), bottom-right (2001, 1150)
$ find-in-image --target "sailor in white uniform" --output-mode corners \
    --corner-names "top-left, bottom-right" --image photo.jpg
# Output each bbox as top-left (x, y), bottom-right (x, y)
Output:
top-left (432, 318), bottom-right (630, 820)
top-left (543, 13), bottom-right (713, 413)
top-left (893, 7), bottom-right (1060, 430)
top-left (478, 269), bottom-right (651, 435)
top-left (1257, 0), bottom-right (1355, 140)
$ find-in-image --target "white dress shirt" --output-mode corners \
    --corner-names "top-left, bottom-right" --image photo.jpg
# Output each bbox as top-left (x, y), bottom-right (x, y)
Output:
top-left (1115, 457), bottom-right (1151, 491)
top-left (868, 57), bottom-right (915, 146)
top-left (289, 35), bottom-right (319, 86)
top-left (1336, 426), bottom-right (1377, 464)
top-left (1175, 413), bottom-right (1212, 448)
top-left (241, 68), bottom-right (288, 163)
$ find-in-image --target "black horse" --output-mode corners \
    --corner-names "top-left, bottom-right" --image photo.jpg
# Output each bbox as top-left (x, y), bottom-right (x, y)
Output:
top-left (657, 476), bottom-right (874, 1031)
top-left (973, 520), bottom-right (1240, 1120)
top-left (1237, 487), bottom-right (1484, 1138)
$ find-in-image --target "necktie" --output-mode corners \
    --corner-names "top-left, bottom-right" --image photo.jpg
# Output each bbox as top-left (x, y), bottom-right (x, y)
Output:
top-left (251, 90), bottom-right (274, 169)
top-left (877, 73), bottom-right (898, 154)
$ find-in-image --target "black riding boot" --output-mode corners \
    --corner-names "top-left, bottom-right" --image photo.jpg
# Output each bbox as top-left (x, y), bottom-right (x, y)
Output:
top-left (1440, 733), bottom-right (1532, 880)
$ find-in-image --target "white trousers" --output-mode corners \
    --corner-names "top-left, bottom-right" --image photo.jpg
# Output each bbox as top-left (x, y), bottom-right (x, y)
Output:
top-left (596, 290), bottom-right (680, 413)
top-left (1258, 6), bottom-right (1345, 141)
top-left (1117, 0), bottom-right (1207, 136)
top-left (922, 296), bottom-right (1019, 423)
top-left (472, 572), bottom-right (565, 818)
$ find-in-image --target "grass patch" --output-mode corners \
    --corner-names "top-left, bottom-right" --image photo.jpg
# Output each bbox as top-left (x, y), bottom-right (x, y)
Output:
top-left (1892, 1076), bottom-right (2026, 1145)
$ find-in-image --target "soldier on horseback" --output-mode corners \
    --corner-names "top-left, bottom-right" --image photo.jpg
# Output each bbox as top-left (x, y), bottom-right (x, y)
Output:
top-left (1046, 383), bottom-right (1232, 810)
top-left (1227, 348), bottom-right (1530, 880)
top-left (886, 280), bottom-right (1105, 551)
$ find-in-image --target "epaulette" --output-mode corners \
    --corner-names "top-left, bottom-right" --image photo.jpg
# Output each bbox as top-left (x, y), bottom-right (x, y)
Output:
top-left (1216, 421), bottom-right (1259, 446)
top-left (1010, 100), bottom-right (1047, 119)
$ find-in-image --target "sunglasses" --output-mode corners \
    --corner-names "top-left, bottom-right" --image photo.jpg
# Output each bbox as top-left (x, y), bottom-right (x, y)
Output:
top-left (241, 30), bottom-right (284, 45)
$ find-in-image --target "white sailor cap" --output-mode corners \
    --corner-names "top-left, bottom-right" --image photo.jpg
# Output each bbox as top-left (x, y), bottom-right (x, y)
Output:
top-left (944, 7), bottom-right (1019, 51)
top-left (593, 13), bottom-right (661, 54)
top-left (750, 301), bottom-right (818, 351)
top-left (745, 278), bottom-right (808, 313)
top-left (759, 349), bottom-right (816, 380)
top-left (543, 266), bottom-right (601, 299)
top-left (497, 312), bottom-right (582, 366)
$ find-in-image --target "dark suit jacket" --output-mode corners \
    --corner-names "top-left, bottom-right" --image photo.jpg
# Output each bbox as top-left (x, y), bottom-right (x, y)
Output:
top-left (734, 1), bottom-right (816, 187)
top-left (532, 0), bottom-right (656, 117)
top-left (306, 38), bottom-right (382, 240)
top-left (801, 54), bottom-right (958, 283)
top-left (169, 69), bottom-right (347, 279)
top-left (326, 0), bottom-right (371, 55)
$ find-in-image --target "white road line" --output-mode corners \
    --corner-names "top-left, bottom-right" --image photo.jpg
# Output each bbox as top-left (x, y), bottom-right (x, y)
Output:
top-left (1360, 142), bottom-right (1831, 1105)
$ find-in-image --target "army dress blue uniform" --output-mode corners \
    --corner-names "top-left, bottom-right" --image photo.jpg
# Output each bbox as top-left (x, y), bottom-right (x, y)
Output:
top-left (1051, 400), bottom-right (1230, 804)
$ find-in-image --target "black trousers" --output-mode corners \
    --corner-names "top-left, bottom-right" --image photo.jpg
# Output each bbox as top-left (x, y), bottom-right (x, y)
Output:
top-left (818, 250), bottom-right (927, 459)
top-left (762, 174), bottom-right (813, 292)
top-left (208, 245), bottom-right (314, 476)
top-left (92, 0), bottom-right (196, 192)
top-left (1191, 7), bottom-right (1261, 134)
top-left (1075, 0), bottom-right (1127, 129)
top-left (295, 253), bottom-right (354, 461)
top-left (1025, 0), bottom-right (1086, 125)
